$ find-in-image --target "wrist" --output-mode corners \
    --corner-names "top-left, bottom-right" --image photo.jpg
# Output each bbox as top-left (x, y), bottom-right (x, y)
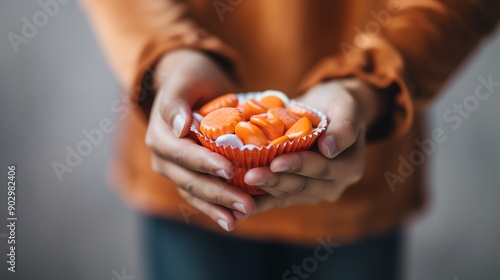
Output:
top-left (154, 49), bottom-right (207, 90)
top-left (134, 49), bottom-right (203, 118)
top-left (155, 49), bottom-right (238, 91)
top-left (336, 78), bottom-right (389, 130)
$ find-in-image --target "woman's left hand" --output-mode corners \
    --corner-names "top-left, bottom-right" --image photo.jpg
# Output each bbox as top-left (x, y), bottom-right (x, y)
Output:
top-left (241, 79), bottom-right (385, 216)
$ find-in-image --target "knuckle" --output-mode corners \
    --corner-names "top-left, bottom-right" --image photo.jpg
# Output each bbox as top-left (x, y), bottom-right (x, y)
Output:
top-left (182, 180), bottom-right (197, 197)
top-left (205, 180), bottom-right (223, 203)
top-left (275, 191), bottom-right (290, 199)
top-left (289, 153), bottom-right (304, 172)
top-left (291, 177), bottom-right (309, 194)
top-left (313, 164), bottom-right (331, 179)
top-left (172, 150), bottom-right (186, 166)
top-left (203, 182), bottom-right (218, 198)
top-left (203, 178), bottom-right (225, 205)
top-left (197, 157), bottom-right (211, 174)
top-left (214, 191), bottom-right (224, 205)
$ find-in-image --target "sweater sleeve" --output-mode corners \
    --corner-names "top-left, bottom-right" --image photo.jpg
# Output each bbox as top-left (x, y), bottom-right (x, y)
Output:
top-left (79, 0), bottom-right (242, 103)
top-left (299, 0), bottom-right (499, 140)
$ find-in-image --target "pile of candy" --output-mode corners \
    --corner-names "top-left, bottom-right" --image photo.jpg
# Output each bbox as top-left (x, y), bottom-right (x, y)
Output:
top-left (193, 91), bottom-right (324, 149)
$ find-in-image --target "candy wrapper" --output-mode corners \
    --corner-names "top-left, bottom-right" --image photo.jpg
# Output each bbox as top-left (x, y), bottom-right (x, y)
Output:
top-left (191, 92), bottom-right (328, 195)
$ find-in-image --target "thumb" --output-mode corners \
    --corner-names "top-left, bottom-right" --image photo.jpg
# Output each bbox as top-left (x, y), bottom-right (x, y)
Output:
top-left (317, 100), bottom-right (360, 159)
top-left (159, 95), bottom-right (193, 138)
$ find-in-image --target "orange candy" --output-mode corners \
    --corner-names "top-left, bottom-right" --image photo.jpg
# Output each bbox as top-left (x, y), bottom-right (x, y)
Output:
top-left (253, 113), bottom-right (268, 119)
top-left (285, 117), bottom-right (313, 139)
top-left (245, 99), bottom-right (268, 115)
top-left (270, 135), bottom-right (290, 146)
top-left (235, 122), bottom-right (269, 146)
top-left (236, 103), bottom-right (253, 121)
top-left (199, 94), bottom-right (319, 147)
top-left (200, 108), bottom-right (243, 140)
top-left (287, 103), bottom-right (322, 127)
top-left (199, 93), bottom-right (238, 116)
top-left (267, 117), bottom-right (285, 136)
top-left (259, 95), bottom-right (285, 109)
top-left (195, 92), bottom-right (328, 196)
top-left (250, 116), bottom-right (282, 141)
top-left (267, 107), bottom-right (300, 130)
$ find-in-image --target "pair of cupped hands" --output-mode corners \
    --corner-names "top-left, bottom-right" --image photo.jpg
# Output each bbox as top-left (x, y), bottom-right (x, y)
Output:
top-left (145, 50), bottom-right (382, 231)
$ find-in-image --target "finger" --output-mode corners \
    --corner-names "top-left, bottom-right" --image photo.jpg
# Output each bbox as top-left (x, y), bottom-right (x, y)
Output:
top-left (245, 167), bottom-right (313, 198)
top-left (288, 138), bottom-right (365, 202)
top-left (155, 158), bottom-right (255, 214)
top-left (318, 133), bottom-right (366, 184)
top-left (270, 151), bottom-right (334, 180)
top-left (232, 209), bottom-right (250, 221)
top-left (271, 137), bottom-right (364, 184)
top-left (178, 190), bottom-right (236, 231)
top-left (159, 94), bottom-right (193, 138)
top-left (244, 167), bottom-right (283, 196)
top-left (156, 62), bottom-right (240, 138)
top-left (146, 118), bottom-right (235, 179)
top-left (270, 144), bottom-right (363, 181)
top-left (318, 89), bottom-right (360, 159)
top-left (156, 70), bottom-right (207, 138)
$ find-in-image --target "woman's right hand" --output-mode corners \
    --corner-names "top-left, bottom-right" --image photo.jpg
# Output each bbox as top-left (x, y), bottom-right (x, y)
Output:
top-left (145, 49), bottom-right (255, 231)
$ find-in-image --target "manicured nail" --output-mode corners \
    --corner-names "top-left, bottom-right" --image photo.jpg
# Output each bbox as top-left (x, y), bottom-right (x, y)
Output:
top-left (217, 219), bottom-right (229, 231)
top-left (215, 169), bottom-right (231, 180)
top-left (324, 135), bottom-right (337, 158)
top-left (173, 114), bottom-right (185, 137)
top-left (252, 181), bottom-right (266, 187)
top-left (273, 165), bottom-right (290, 173)
top-left (236, 214), bottom-right (250, 221)
top-left (232, 202), bottom-right (247, 214)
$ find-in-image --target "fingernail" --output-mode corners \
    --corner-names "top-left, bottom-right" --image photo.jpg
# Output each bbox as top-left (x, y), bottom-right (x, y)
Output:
top-left (173, 114), bottom-right (185, 137)
top-left (324, 135), bottom-right (337, 158)
top-left (232, 202), bottom-right (247, 214)
top-left (217, 219), bottom-right (229, 231)
top-left (252, 181), bottom-right (266, 187)
top-left (273, 165), bottom-right (290, 173)
top-left (215, 169), bottom-right (231, 180)
top-left (237, 214), bottom-right (250, 221)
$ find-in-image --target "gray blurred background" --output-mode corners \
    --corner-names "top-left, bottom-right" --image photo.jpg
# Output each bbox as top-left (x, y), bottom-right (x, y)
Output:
top-left (0, 1), bottom-right (499, 280)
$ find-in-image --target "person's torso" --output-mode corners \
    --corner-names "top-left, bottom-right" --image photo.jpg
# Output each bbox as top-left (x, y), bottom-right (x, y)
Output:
top-left (189, 0), bottom-right (381, 93)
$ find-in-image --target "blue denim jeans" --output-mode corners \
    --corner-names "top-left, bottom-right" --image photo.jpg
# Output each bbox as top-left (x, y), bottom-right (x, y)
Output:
top-left (142, 215), bottom-right (402, 280)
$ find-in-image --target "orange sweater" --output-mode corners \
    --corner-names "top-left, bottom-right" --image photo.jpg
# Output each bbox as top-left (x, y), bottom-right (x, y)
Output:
top-left (80, 0), bottom-right (499, 244)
